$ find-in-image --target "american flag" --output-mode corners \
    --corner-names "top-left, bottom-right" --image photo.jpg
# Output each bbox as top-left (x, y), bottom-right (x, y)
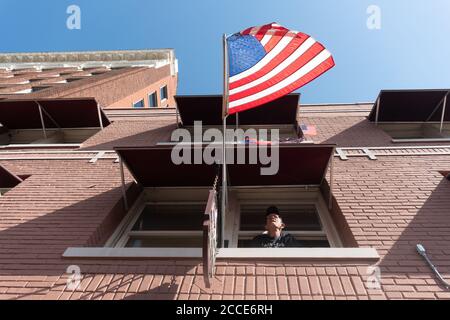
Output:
top-left (226, 22), bottom-right (335, 115)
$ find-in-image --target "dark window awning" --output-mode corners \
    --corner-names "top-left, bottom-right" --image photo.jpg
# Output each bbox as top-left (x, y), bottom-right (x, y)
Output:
top-left (227, 144), bottom-right (335, 186)
top-left (0, 165), bottom-right (22, 188)
top-left (116, 143), bottom-right (334, 188)
top-left (176, 93), bottom-right (300, 126)
top-left (115, 146), bottom-right (219, 187)
top-left (0, 98), bottom-right (110, 130)
top-left (368, 89), bottom-right (450, 122)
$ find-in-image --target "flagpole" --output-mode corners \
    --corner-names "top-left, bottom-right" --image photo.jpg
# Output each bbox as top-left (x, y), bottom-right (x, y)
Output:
top-left (221, 33), bottom-right (228, 248)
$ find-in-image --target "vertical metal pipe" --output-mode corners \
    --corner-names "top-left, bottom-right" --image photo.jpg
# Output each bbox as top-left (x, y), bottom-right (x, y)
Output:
top-left (440, 95), bottom-right (447, 133)
top-left (222, 33), bottom-right (229, 119)
top-left (236, 112), bottom-right (239, 130)
top-left (119, 156), bottom-right (129, 211)
top-left (220, 33), bottom-right (229, 248)
top-left (97, 104), bottom-right (104, 130)
top-left (221, 116), bottom-right (227, 248)
top-left (37, 103), bottom-right (47, 139)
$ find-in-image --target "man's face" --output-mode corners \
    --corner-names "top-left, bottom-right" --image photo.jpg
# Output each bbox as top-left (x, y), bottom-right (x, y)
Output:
top-left (265, 213), bottom-right (284, 230)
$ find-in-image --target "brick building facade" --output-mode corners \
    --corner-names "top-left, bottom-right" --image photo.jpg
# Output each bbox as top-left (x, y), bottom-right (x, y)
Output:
top-left (0, 89), bottom-right (449, 300)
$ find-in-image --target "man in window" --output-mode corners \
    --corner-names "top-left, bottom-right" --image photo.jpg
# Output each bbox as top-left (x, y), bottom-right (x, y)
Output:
top-left (251, 206), bottom-right (300, 248)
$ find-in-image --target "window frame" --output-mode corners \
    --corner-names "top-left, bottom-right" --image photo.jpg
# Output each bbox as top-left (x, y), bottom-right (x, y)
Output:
top-left (111, 200), bottom-right (205, 247)
top-left (227, 187), bottom-right (342, 248)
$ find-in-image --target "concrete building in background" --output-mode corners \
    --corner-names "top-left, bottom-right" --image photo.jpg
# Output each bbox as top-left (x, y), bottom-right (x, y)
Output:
top-left (0, 49), bottom-right (178, 108)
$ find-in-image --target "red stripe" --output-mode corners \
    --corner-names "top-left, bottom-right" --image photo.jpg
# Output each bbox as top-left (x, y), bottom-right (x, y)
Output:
top-left (241, 27), bottom-right (253, 35)
top-left (263, 29), bottom-right (288, 52)
top-left (229, 43), bottom-right (326, 102)
top-left (228, 56), bottom-right (335, 115)
top-left (254, 24), bottom-right (273, 41)
top-left (229, 33), bottom-right (308, 90)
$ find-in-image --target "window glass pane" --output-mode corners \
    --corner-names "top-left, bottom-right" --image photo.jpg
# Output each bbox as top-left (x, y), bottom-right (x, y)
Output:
top-left (240, 204), bottom-right (322, 231)
top-left (149, 92), bottom-right (157, 107)
top-left (126, 235), bottom-right (202, 248)
top-left (131, 204), bottom-right (205, 231)
top-left (133, 99), bottom-right (144, 108)
top-left (160, 86), bottom-right (168, 100)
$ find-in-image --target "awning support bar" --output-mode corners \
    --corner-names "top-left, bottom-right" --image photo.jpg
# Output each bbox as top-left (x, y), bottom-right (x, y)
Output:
top-left (374, 96), bottom-right (380, 126)
top-left (38, 104), bottom-right (61, 129)
top-left (37, 103), bottom-right (47, 139)
top-left (119, 156), bottom-right (129, 211)
top-left (440, 95), bottom-right (447, 133)
top-left (97, 103), bottom-right (104, 130)
top-left (425, 90), bottom-right (450, 123)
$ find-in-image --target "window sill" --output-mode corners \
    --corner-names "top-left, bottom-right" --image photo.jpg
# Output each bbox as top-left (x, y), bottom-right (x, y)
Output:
top-left (63, 247), bottom-right (379, 262)
top-left (391, 137), bottom-right (450, 143)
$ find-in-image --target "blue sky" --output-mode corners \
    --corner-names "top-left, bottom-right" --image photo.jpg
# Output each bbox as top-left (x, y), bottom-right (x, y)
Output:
top-left (1, 0), bottom-right (450, 103)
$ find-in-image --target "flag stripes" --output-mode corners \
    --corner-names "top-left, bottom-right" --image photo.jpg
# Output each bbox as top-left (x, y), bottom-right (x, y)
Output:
top-left (227, 22), bottom-right (335, 115)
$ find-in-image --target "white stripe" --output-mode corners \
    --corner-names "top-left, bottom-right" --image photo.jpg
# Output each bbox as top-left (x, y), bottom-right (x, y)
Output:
top-left (260, 33), bottom-right (272, 47)
top-left (248, 26), bottom-right (261, 35)
top-left (229, 32), bottom-right (298, 83)
top-left (229, 37), bottom-right (316, 95)
top-left (229, 50), bottom-right (331, 109)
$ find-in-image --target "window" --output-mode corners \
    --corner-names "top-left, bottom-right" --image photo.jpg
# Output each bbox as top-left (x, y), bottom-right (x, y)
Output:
top-left (160, 85), bottom-right (168, 101)
top-left (0, 98), bottom-right (110, 146)
top-left (369, 90), bottom-right (450, 142)
top-left (238, 203), bottom-right (330, 248)
top-left (107, 186), bottom-right (342, 249)
top-left (31, 86), bottom-right (51, 92)
top-left (133, 99), bottom-right (145, 109)
top-left (148, 92), bottom-right (157, 108)
top-left (123, 203), bottom-right (204, 248)
top-left (107, 190), bottom-right (210, 248)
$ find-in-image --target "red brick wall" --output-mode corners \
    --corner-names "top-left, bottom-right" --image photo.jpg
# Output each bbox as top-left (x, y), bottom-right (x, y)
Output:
top-left (1, 112), bottom-right (450, 300)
